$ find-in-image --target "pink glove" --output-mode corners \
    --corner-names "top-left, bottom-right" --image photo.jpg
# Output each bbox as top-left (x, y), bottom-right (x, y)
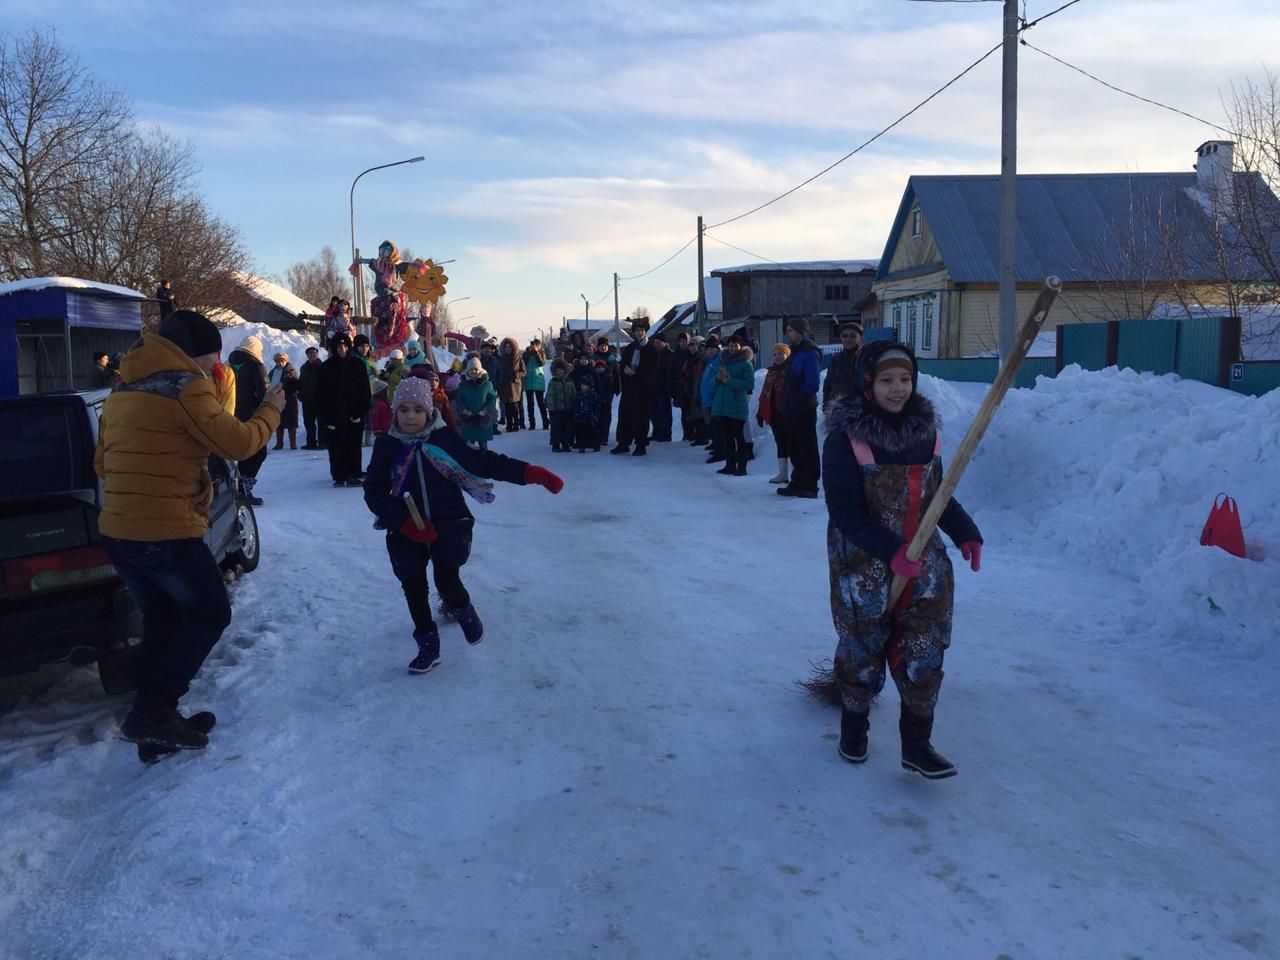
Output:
top-left (960, 541), bottom-right (982, 572)
top-left (889, 545), bottom-right (922, 579)
top-left (523, 465), bottom-right (564, 494)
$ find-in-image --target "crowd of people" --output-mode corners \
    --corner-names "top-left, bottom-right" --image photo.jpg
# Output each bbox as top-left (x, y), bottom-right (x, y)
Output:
top-left (90, 299), bottom-right (983, 780)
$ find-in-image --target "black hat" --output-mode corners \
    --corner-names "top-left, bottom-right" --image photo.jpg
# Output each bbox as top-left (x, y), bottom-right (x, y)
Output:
top-left (838, 319), bottom-right (864, 335)
top-left (784, 316), bottom-right (808, 337)
top-left (159, 309), bottom-right (222, 358)
top-left (629, 316), bottom-right (650, 331)
top-left (856, 340), bottom-right (919, 395)
top-left (353, 333), bottom-right (371, 348)
top-left (331, 332), bottom-right (353, 348)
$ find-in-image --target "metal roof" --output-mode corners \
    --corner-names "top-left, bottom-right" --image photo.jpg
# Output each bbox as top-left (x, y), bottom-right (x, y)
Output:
top-left (877, 172), bottom-right (1280, 285)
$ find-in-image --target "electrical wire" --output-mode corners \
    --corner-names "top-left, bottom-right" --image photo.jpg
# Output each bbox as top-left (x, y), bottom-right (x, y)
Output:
top-left (1021, 0), bottom-right (1084, 30)
top-left (620, 283), bottom-right (683, 303)
top-left (617, 234), bottom-right (699, 281)
top-left (703, 233), bottom-right (783, 266)
top-left (1022, 40), bottom-right (1229, 134)
top-left (706, 39), bottom-right (1003, 230)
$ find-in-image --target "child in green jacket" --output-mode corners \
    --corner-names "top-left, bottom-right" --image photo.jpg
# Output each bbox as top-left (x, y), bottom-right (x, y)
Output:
top-left (544, 358), bottom-right (577, 453)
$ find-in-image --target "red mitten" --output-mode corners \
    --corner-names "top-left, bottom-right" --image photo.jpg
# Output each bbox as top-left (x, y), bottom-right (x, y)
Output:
top-left (960, 541), bottom-right (982, 573)
top-left (523, 465), bottom-right (564, 494)
top-left (398, 517), bottom-right (438, 544)
top-left (889, 544), bottom-right (922, 579)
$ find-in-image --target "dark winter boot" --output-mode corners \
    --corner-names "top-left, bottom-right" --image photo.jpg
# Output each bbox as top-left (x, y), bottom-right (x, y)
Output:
top-left (121, 706), bottom-right (209, 750)
top-left (744, 442), bottom-right (755, 462)
top-left (408, 626), bottom-right (441, 674)
top-left (450, 603), bottom-right (485, 645)
top-left (610, 444), bottom-right (630, 455)
top-left (838, 708), bottom-right (868, 764)
top-left (899, 707), bottom-right (957, 779)
top-left (241, 476), bottom-right (264, 506)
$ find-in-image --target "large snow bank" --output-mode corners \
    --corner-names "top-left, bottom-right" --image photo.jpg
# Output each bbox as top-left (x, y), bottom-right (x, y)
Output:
top-left (923, 365), bottom-right (1279, 655)
top-left (218, 320), bottom-right (320, 370)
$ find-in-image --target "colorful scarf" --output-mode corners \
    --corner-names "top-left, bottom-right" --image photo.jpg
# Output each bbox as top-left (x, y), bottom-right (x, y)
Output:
top-left (389, 415), bottom-right (495, 506)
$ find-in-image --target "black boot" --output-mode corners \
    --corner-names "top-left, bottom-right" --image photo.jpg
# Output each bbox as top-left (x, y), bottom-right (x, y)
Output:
top-left (838, 708), bottom-right (868, 763)
top-left (899, 707), bottom-right (956, 779)
top-left (121, 706), bottom-right (209, 750)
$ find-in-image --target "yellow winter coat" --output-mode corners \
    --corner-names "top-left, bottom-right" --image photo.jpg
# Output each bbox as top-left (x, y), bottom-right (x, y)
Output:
top-left (93, 334), bottom-right (280, 542)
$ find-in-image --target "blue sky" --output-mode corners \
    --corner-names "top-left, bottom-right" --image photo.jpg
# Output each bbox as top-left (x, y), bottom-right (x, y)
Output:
top-left (3, 0), bottom-right (1277, 340)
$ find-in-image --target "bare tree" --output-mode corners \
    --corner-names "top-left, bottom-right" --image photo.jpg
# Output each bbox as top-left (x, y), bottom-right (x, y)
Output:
top-left (0, 27), bottom-right (129, 277)
top-left (285, 245), bottom-right (351, 308)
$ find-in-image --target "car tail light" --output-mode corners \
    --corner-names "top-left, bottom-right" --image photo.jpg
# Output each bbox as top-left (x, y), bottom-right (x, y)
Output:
top-left (2, 544), bottom-right (119, 600)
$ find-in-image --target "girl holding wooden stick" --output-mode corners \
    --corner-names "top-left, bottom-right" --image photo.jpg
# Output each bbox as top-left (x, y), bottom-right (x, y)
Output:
top-left (821, 342), bottom-right (982, 779)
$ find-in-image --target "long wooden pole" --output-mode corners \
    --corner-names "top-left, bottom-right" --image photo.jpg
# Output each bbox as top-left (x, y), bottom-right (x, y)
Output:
top-left (884, 276), bottom-right (1061, 614)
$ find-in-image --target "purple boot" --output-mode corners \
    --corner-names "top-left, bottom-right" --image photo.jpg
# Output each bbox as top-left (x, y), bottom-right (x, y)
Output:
top-left (408, 625), bottom-right (441, 674)
top-left (450, 603), bottom-right (485, 645)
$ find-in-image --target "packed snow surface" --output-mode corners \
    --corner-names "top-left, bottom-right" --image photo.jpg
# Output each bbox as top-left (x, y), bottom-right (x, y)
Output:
top-left (0, 368), bottom-right (1275, 959)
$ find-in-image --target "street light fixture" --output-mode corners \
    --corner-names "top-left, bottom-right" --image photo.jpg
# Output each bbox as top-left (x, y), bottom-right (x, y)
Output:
top-left (349, 156), bottom-right (425, 315)
top-left (580, 293), bottom-right (589, 332)
top-left (444, 296), bottom-right (471, 308)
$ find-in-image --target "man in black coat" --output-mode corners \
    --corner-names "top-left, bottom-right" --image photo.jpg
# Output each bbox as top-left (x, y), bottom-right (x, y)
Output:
top-left (648, 333), bottom-right (675, 442)
top-left (778, 317), bottom-right (822, 498)
top-left (318, 333), bottom-right (372, 486)
top-left (228, 335), bottom-right (269, 504)
top-left (665, 330), bottom-right (692, 439)
top-left (298, 346), bottom-right (324, 449)
top-left (611, 317), bottom-right (656, 456)
top-left (822, 319), bottom-right (863, 409)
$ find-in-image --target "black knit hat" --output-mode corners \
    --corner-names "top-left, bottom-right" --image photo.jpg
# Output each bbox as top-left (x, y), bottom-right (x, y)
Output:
top-left (159, 309), bottom-right (222, 358)
top-left (856, 340), bottom-right (919, 396)
top-left (784, 316), bottom-right (808, 337)
top-left (353, 333), bottom-right (371, 349)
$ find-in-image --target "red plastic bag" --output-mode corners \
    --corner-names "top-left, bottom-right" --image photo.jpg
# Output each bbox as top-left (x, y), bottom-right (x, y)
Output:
top-left (1200, 493), bottom-right (1247, 559)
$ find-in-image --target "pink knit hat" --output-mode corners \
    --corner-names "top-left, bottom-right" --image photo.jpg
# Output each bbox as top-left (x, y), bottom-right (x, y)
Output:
top-left (391, 376), bottom-right (434, 412)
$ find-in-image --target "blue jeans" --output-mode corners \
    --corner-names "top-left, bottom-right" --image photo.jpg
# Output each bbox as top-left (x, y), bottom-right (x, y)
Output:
top-left (102, 537), bottom-right (232, 710)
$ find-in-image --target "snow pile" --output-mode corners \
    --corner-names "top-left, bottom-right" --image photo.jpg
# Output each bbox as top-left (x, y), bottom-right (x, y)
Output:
top-left (920, 366), bottom-right (1279, 655)
top-left (217, 320), bottom-right (320, 370)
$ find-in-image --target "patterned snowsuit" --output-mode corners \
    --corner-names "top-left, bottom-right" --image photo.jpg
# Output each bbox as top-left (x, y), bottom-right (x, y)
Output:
top-left (823, 394), bottom-right (979, 719)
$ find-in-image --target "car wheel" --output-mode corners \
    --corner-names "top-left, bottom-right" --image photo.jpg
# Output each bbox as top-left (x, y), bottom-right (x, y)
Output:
top-left (224, 500), bottom-right (260, 573)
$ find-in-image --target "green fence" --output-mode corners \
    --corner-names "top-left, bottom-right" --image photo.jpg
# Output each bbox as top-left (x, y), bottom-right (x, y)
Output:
top-left (1229, 362), bottom-right (1280, 397)
top-left (916, 315), bottom-right (1276, 396)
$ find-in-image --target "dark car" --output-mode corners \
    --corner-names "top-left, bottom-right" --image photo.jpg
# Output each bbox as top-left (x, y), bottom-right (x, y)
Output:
top-left (0, 389), bottom-right (260, 692)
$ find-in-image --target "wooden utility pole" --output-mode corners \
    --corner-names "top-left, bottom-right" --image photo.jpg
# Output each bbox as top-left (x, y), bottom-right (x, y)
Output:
top-left (695, 215), bottom-right (707, 336)
top-left (999, 0), bottom-right (1019, 359)
top-left (614, 272), bottom-right (620, 328)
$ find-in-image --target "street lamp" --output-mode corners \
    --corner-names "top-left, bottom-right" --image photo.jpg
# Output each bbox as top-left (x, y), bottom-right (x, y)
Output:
top-left (444, 296), bottom-right (471, 308)
top-left (580, 293), bottom-right (589, 332)
top-left (349, 156), bottom-right (425, 315)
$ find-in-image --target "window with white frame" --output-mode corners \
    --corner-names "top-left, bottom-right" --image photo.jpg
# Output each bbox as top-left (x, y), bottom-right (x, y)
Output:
top-left (892, 303), bottom-right (903, 341)
top-left (911, 207), bottom-right (923, 239)
top-left (907, 302), bottom-right (919, 348)
top-left (922, 297), bottom-right (935, 352)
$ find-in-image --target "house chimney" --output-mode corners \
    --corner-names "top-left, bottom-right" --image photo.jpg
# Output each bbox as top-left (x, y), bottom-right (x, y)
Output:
top-left (1194, 140), bottom-right (1235, 212)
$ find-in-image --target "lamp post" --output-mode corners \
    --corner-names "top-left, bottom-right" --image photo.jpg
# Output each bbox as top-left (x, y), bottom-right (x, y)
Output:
top-left (349, 156), bottom-right (425, 316)
top-left (580, 293), bottom-right (589, 334)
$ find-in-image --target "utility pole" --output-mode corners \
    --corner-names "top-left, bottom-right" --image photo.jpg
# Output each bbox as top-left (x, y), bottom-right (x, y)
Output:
top-left (695, 215), bottom-right (707, 336)
top-left (613, 272), bottom-right (620, 329)
top-left (998, 0), bottom-right (1019, 360)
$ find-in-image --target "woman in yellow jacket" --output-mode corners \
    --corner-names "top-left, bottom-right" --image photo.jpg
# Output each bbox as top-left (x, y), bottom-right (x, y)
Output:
top-left (94, 310), bottom-right (284, 753)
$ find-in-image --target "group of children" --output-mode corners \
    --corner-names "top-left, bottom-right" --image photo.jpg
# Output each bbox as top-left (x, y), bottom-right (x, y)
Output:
top-left (544, 352), bottom-right (619, 453)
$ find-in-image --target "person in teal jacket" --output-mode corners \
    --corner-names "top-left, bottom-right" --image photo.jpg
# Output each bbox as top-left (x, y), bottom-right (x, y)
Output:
top-left (455, 357), bottom-right (499, 449)
top-left (700, 338), bottom-right (725, 464)
top-left (711, 342), bottom-right (755, 476)
top-left (522, 340), bottom-right (548, 429)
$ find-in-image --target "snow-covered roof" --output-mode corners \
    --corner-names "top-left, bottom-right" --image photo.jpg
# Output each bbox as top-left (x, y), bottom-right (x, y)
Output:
top-left (711, 260), bottom-right (879, 276)
top-left (232, 271), bottom-right (325, 317)
top-left (0, 276), bottom-right (149, 300)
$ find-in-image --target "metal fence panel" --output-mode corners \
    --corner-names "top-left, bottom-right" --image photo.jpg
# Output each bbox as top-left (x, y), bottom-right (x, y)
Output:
top-left (918, 358), bottom-right (999, 383)
top-left (1015, 358), bottom-right (1058, 389)
top-left (1061, 323), bottom-right (1109, 370)
top-left (1174, 317), bottom-right (1223, 384)
top-left (1229, 362), bottom-right (1280, 397)
top-left (1117, 318), bottom-right (1178, 375)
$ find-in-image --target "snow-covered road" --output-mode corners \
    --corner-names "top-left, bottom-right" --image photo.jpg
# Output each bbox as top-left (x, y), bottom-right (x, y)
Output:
top-left (2, 373), bottom-right (1276, 960)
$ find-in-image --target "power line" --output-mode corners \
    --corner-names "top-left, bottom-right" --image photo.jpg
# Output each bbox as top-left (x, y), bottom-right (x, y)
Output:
top-left (618, 234), bottom-right (698, 281)
top-left (703, 233), bottom-right (783, 265)
top-left (1021, 0), bottom-right (1084, 30)
top-left (620, 283), bottom-right (682, 303)
top-left (706, 39), bottom-right (1003, 230)
top-left (1022, 40), bottom-right (1229, 134)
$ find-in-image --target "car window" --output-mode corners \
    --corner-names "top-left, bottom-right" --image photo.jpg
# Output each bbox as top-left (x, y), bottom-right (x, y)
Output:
top-left (0, 402), bottom-right (92, 500)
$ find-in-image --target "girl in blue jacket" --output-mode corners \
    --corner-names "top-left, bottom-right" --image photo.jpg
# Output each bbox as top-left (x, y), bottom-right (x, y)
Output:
top-left (363, 377), bottom-right (564, 673)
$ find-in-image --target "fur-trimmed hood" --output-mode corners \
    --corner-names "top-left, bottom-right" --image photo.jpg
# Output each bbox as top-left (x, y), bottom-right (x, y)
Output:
top-left (723, 343), bottom-right (754, 365)
top-left (824, 391), bottom-right (940, 454)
